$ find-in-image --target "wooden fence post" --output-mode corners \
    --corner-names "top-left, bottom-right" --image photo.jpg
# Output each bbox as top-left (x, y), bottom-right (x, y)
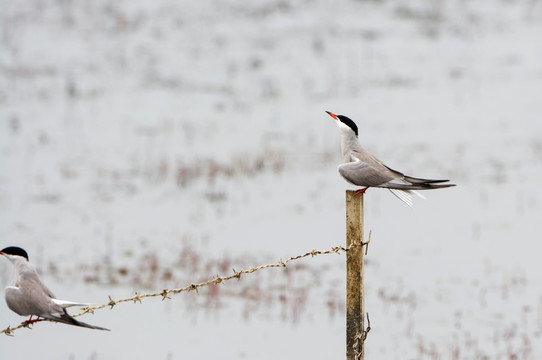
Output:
top-left (346, 190), bottom-right (365, 359)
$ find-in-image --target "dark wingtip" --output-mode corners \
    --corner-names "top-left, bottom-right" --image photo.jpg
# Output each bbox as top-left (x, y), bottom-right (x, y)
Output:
top-left (429, 183), bottom-right (456, 189)
top-left (431, 179), bottom-right (452, 183)
top-left (92, 325), bottom-right (111, 331)
top-left (52, 313), bottom-right (111, 331)
top-left (403, 175), bottom-right (454, 185)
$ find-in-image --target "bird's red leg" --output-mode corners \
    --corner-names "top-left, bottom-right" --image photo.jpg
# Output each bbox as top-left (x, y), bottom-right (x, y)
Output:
top-left (24, 315), bottom-right (40, 325)
top-left (22, 316), bottom-right (32, 326)
top-left (355, 187), bottom-right (369, 196)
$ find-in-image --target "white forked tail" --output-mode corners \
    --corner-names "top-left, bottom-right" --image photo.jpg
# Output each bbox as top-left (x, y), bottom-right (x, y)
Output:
top-left (51, 299), bottom-right (92, 308)
top-left (388, 189), bottom-right (426, 206)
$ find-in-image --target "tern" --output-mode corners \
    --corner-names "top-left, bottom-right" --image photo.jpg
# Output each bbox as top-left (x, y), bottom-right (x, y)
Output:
top-left (0, 246), bottom-right (110, 331)
top-left (326, 111), bottom-right (455, 206)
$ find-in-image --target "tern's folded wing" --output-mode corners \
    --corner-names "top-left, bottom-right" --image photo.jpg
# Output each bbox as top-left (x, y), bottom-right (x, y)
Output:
top-left (338, 160), bottom-right (394, 187)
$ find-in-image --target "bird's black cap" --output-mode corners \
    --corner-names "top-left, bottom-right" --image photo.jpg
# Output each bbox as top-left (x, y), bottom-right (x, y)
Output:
top-left (0, 246), bottom-right (29, 260)
top-left (337, 115), bottom-right (358, 136)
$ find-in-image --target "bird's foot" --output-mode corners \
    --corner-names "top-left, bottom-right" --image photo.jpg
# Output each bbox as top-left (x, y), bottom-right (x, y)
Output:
top-left (23, 315), bottom-right (40, 326)
top-left (355, 187), bottom-right (369, 196)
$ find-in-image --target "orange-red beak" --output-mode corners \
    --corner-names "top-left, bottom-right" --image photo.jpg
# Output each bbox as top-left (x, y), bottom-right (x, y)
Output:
top-left (325, 111), bottom-right (338, 120)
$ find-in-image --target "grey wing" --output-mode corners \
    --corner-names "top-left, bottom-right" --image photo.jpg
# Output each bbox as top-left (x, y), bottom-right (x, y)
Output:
top-left (338, 160), bottom-right (395, 187)
top-left (36, 281), bottom-right (57, 300)
top-left (5, 286), bottom-right (49, 317)
top-left (15, 262), bottom-right (58, 300)
top-left (14, 271), bottom-right (64, 317)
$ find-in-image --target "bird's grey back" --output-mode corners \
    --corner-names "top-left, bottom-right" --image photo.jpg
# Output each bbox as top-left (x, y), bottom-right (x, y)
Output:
top-left (6, 259), bottom-right (63, 317)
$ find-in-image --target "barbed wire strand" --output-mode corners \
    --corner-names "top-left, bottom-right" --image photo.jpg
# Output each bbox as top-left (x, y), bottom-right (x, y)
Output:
top-left (353, 313), bottom-right (371, 360)
top-left (1, 243), bottom-right (368, 336)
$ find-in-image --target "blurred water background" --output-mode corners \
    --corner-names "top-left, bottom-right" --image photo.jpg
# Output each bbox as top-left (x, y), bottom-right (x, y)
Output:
top-left (1, 0), bottom-right (542, 358)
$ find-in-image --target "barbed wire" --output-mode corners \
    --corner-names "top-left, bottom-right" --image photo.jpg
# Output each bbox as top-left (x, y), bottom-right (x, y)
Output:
top-left (353, 313), bottom-right (371, 360)
top-left (1, 243), bottom-right (368, 336)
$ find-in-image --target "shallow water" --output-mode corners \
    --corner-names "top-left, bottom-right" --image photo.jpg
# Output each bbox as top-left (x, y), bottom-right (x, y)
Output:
top-left (1, 0), bottom-right (542, 358)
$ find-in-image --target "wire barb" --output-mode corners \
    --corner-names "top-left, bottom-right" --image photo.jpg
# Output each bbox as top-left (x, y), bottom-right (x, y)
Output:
top-left (160, 290), bottom-right (171, 301)
top-left (188, 284), bottom-right (200, 295)
top-left (3, 326), bottom-right (14, 337)
top-left (81, 307), bottom-right (94, 315)
top-left (232, 268), bottom-right (242, 280)
top-left (107, 296), bottom-right (117, 309)
top-left (353, 313), bottom-right (371, 360)
top-left (132, 292), bottom-right (142, 304)
top-left (364, 230), bottom-right (372, 256)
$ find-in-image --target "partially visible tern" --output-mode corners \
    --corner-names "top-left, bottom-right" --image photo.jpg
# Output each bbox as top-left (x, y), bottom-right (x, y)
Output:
top-left (326, 111), bottom-right (455, 206)
top-left (0, 246), bottom-right (110, 330)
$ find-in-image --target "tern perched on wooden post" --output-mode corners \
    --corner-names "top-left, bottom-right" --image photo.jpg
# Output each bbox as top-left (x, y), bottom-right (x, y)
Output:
top-left (326, 111), bottom-right (455, 206)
